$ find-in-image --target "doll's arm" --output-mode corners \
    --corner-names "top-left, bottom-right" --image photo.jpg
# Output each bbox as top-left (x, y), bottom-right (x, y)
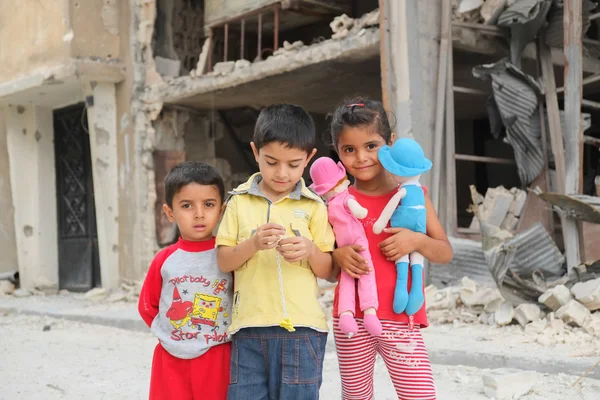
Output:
top-left (373, 188), bottom-right (406, 234)
top-left (347, 198), bottom-right (368, 219)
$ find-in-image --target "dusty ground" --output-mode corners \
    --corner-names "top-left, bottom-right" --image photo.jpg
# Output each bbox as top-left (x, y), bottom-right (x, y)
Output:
top-left (2, 313), bottom-right (600, 400)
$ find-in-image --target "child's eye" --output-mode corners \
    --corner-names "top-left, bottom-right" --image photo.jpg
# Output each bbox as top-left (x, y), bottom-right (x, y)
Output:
top-left (289, 164), bottom-right (299, 169)
top-left (205, 202), bottom-right (215, 208)
top-left (182, 204), bottom-right (192, 209)
top-left (343, 148), bottom-right (354, 153)
top-left (367, 144), bottom-right (377, 150)
top-left (267, 161), bottom-right (277, 166)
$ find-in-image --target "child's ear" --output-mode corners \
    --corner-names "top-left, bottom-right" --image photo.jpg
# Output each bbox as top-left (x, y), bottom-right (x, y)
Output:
top-left (162, 204), bottom-right (175, 222)
top-left (219, 202), bottom-right (226, 218)
top-left (305, 148), bottom-right (317, 165)
top-left (390, 132), bottom-right (396, 144)
top-left (250, 142), bottom-right (260, 162)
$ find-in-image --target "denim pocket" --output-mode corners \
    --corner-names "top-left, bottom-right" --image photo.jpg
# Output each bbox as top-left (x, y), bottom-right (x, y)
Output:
top-left (229, 339), bottom-right (238, 384)
top-left (282, 334), bottom-right (325, 385)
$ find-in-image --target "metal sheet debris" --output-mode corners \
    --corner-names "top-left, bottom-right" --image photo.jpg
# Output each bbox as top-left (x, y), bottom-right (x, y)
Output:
top-left (538, 192), bottom-right (600, 224)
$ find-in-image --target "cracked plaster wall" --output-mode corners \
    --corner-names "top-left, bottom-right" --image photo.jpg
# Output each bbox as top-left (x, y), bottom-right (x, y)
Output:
top-left (0, 112), bottom-right (18, 274)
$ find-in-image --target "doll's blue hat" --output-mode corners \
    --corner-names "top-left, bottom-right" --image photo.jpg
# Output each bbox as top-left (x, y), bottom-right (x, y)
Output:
top-left (378, 138), bottom-right (432, 177)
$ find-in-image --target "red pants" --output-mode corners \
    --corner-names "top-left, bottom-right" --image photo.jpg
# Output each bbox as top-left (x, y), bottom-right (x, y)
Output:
top-left (149, 342), bottom-right (231, 400)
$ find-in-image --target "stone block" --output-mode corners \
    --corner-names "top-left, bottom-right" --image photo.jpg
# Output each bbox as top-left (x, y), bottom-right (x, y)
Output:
top-left (495, 301), bottom-right (514, 326)
top-left (583, 313), bottom-right (600, 336)
top-left (556, 300), bottom-right (591, 327)
top-left (538, 285), bottom-right (573, 311)
top-left (480, 187), bottom-right (514, 227)
top-left (509, 189), bottom-right (527, 217)
top-left (571, 278), bottom-right (600, 311)
top-left (482, 368), bottom-right (537, 399)
top-left (514, 303), bottom-right (542, 327)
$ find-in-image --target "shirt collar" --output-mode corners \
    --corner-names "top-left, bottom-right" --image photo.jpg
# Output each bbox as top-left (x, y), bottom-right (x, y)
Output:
top-left (177, 237), bottom-right (216, 252)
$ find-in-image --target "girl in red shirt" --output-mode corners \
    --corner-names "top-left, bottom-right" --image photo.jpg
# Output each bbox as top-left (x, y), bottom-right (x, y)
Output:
top-left (328, 97), bottom-right (453, 400)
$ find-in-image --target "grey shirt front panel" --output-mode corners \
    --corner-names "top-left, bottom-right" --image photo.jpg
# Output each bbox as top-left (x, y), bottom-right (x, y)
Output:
top-left (151, 248), bottom-right (233, 359)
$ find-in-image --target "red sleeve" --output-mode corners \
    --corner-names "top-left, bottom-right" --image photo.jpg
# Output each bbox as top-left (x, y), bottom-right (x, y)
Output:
top-left (138, 246), bottom-right (174, 328)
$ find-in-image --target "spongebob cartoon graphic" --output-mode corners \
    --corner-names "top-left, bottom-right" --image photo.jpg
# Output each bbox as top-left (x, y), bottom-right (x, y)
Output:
top-left (190, 293), bottom-right (224, 330)
top-left (165, 287), bottom-right (193, 329)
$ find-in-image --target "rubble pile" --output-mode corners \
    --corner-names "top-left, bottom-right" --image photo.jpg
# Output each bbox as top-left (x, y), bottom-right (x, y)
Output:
top-left (427, 276), bottom-right (600, 344)
top-left (329, 8), bottom-right (380, 40)
top-left (469, 185), bottom-right (526, 232)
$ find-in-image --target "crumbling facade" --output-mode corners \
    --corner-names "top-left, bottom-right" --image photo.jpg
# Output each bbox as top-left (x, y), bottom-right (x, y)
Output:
top-left (1, 0), bottom-right (599, 294)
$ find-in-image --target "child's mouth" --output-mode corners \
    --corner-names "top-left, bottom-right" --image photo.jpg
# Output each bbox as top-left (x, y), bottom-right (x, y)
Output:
top-left (193, 224), bottom-right (207, 231)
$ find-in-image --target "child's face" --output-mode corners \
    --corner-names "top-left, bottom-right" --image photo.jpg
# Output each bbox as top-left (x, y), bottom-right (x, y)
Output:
top-left (163, 183), bottom-right (224, 242)
top-left (336, 126), bottom-right (387, 183)
top-left (251, 141), bottom-right (316, 199)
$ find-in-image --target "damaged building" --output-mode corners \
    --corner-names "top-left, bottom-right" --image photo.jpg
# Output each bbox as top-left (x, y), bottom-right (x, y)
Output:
top-left (0, 0), bottom-right (599, 299)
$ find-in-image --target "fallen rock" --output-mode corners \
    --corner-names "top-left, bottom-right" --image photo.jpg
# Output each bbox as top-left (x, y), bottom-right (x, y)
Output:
top-left (495, 301), bottom-right (515, 326)
top-left (84, 287), bottom-right (108, 301)
top-left (509, 188), bottom-right (527, 217)
top-left (571, 278), bottom-right (600, 311)
top-left (479, 186), bottom-right (514, 227)
top-left (482, 368), bottom-right (537, 399)
top-left (427, 287), bottom-right (459, 311)
top-left (524, 319), bottom-right (546, 335)
top-left (514, 303), bottom-right (542, 327)
top-left (0, 280), bottom-right (15, 295)
top-left (583, 313), bottom-right (600, 336)
top-left (13, 288), bottom-right (31, 298)
top-left (234, 59), bottom-right (251, 69)
top-left (213, 61), bottom-right (235, 75)
top-left (330, 14), bottom-right (354, 34)
top-left (538, 285), bottom-right (572, 311)
top-left (546, 318), bottom-right (566, 335)
top-left (556, 300), bottom-right (591, 327)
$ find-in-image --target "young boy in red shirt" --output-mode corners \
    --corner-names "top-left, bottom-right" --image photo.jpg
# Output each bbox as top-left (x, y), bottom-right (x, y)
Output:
top-left (139, 161), bottom-right (232, 400)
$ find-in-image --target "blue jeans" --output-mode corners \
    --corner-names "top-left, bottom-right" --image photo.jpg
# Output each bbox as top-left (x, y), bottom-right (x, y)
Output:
top-left (227, 327), bottom-right (327, 400)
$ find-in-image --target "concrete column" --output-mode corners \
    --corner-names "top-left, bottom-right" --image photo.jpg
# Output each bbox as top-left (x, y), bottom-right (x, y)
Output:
top-left (0, 111), bottom-right (19, 274)
top-left (85, 82), bottom-right (120, 290)
top-left (5, 105), bottom-right (58, 291)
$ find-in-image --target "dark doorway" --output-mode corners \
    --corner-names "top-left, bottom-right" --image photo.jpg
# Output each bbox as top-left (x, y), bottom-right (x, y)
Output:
top-left (53, 104), bottom-right (101, 291)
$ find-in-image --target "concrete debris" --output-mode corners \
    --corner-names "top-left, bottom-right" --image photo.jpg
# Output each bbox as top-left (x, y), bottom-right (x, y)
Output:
top-left (514, 303), bottom-right (542, 327)
top-left (194, 38), bottom-right (211, 76)
top-left (538, 285), bottom-right (573, 311)
top-left (470, 185), bottom-right (527, 232)
top-left (273, 41), bottom-right (305, 56)
top-left (482, 368), bottom-right (537, 399)
top-left (330, 9), bottom-right (379, 40)
top-left (212, 61), bottom-right (236, 76)
top-left (12, 288), bottom-right (31, 298)
top-left (546, 317), bottom-right (566, 336)
top-left (0, 280), bottom-right (16, 295)
top-left (495, 301), bottom-right (515, 326)
top-left (524, 318), bottom-right (546, 335)
top-left (107, 290), bottom-right (128, 303)
top-left (84, 287), bottom-right (109, 301)
top-left (571, 278), bottom-right (600, 311)
top-left (480, 0), bottom-right (508, 24)
top-left (234, 59), bottom-right (251, 69)
top-left (155, 56), bottom-right (181, 77)
top-left (459, 0), bottom-right (484, 14)
top-left (556, 299), bottom-right (591, 327)
top-left (583, 313), bottom-right (600, 336)
top-left (427, 286), bottom-right (460, 311)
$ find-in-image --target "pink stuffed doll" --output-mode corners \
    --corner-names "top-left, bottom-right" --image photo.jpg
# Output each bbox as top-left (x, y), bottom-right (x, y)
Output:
top-left (310, 157), bottom-right (382, 338)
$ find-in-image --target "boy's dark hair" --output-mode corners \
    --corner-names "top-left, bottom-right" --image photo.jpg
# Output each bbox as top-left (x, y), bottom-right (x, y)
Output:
top-left (253, 104), bottom-right (316, 153)
top-left (164, 161), bottom-right (225, 208)
top-left (327, 96), bottom-right (394, 149)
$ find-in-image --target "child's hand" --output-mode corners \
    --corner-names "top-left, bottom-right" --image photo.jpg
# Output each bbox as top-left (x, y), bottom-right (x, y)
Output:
top-left (253, 223), bottom-right (286, 251)
top-left (379, 228), bottom-right (424, 261)
top-left (276, 236), bottom-right (314, 263)
top-left (333, 245), bottom-right (371, 279)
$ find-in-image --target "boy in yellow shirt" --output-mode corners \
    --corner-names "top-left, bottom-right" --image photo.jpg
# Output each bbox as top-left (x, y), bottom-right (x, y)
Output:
top-left (217, 104), bottom-right (335, 400)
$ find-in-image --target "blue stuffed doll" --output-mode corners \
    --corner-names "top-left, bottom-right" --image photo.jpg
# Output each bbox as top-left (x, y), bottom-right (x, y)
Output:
top-left (372, 138), bottom-right (432, 317)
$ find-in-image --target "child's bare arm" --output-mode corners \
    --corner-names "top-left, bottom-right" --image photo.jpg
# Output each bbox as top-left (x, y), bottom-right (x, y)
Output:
top-left (380, 194), bottom-right (453, 264)
top-left (218, 223), bottom-right (286, 272)
top-left (373, 188), bottom-right (405, 234)
top-left (307, 246), bottom-right (333, 280)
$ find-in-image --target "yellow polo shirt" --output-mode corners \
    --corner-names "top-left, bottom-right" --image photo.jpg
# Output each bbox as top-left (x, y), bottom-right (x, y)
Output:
top-left (216, 173), bottom-right (335, 334)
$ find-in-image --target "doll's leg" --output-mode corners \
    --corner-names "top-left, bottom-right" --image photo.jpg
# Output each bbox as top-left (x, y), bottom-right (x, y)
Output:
top-left (338, 270), bottom-right (359, 338)
top-left (393, 254), bottom-right (410, 314)
top-left (356, 245), bottom-right (382, 337)
top-left (405, 251), bottom-right (425, 315)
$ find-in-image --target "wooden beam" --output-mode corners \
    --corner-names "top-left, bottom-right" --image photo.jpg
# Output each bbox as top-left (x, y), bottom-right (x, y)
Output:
top-left (446, 17), bottom-right (457, 237)
top-left (556, 72), bottom-right (600, 93)
top-left (563, 1), bottom-right (583, 270)
top-left (454, 154), bottom-right (516, 165)
top-left (431, 0), bottom-right (450, 212)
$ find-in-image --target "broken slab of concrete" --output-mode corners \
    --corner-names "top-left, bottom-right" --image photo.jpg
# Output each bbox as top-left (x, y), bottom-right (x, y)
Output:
top-left (538, 285), bottom-right (573, 311)
top-left (470, 186), bottom-right (528, 234)
top-left (482, 368), bottom-right (537, 399)
top-left (495, 301), bottom-right (515, 326)
top-left (571, 278), bottom-right (600, 311)
top-left (514, 303), bottom-right (542, 327)
top-left (556, 299), bottom-right (591, 327)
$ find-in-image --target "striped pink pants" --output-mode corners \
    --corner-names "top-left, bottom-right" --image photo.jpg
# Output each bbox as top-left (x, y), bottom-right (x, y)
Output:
top-left (333, 318), bottom-right (436, 400)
